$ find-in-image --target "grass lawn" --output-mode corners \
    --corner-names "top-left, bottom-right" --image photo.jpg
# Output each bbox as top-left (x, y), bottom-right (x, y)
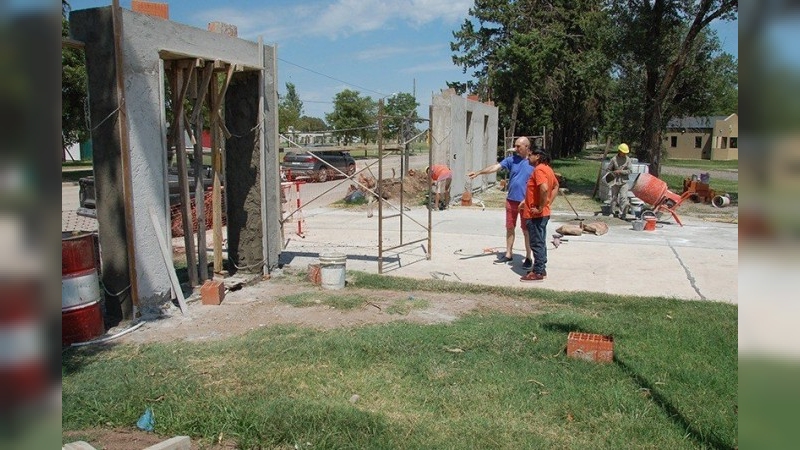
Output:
top-left (63, 273), bottom-right (737, 449)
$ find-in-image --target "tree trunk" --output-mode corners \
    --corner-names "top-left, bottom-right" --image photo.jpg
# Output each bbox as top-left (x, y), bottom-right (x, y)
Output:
top-left (642, 104), bottom-right (663, 177)
top-left (509, 93), bottom-right (520, 140)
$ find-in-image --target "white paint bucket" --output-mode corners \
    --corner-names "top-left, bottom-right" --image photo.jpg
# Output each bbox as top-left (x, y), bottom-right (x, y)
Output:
top-left (319, 252), bottom-right (346, 290)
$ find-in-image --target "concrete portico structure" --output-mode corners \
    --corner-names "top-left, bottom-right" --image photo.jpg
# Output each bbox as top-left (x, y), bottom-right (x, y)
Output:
top-left (71, 6), bottom-right (280, 318)
top-left (431, 89), bottom-right (499, 199)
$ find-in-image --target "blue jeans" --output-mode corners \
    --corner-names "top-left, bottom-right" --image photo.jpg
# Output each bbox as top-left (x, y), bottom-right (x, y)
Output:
top-left (526, 216), bottom-right (549, 274)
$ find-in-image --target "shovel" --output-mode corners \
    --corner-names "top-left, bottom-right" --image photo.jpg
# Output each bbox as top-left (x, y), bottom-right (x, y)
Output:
top-left (559, 188), bottom-right (583, 222)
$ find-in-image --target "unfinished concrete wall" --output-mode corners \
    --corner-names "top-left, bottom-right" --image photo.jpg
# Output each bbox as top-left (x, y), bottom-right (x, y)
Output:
top-left (71, 6), bottom-right (279, 316)
top-left (225, 68), bottom-right (281, 271)
top-left (431, 89), bottom-right (499, 197)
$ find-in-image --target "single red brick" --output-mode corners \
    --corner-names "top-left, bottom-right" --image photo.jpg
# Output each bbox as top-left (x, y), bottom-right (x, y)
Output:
top-left (567, 332), bottom-right (614, 363)
top-left (200, 280), bottom-right (225, 305)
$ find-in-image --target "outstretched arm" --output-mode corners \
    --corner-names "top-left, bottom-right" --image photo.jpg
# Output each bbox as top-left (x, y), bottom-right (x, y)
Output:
top-left (468, 162), bottom-right (502, 179)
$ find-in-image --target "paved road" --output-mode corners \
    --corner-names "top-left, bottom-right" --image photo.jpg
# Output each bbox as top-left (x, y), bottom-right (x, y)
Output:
top-left (660, 165), bottom-right (738, 181)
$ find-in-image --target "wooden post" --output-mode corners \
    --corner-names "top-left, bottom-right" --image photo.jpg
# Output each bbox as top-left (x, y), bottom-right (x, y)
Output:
top-left (111, 0), bottom-right (140, 311)
top-left (210, 63), bottom-right (234, 274)
top-left (173, 61), bottom-right (199, 287)
top-left (192, 63), bottom-right (208, 282)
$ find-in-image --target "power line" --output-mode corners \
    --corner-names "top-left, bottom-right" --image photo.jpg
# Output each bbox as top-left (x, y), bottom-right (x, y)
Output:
top-left (278, 57), bottom-right (390, 98)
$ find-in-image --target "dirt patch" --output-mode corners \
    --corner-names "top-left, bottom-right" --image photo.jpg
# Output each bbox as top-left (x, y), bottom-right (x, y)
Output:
top-left (63, 428), bottom-right (237, 450)
top-left (110, 273), bottom-right (540, 345)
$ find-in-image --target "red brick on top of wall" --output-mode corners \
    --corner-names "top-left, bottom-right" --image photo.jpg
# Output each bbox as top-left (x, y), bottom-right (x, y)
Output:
top-left (132, 0), bottom-right (169, 20)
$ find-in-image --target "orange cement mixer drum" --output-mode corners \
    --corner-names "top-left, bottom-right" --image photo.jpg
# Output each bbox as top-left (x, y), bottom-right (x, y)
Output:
top-left (631, 173), bottom-right (668, 205)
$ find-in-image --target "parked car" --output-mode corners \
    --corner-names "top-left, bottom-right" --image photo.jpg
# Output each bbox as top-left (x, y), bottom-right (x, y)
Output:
top-left (280, 149), bottom-right (356, 182)
top-left (78, 165), bottom-right (215, 215)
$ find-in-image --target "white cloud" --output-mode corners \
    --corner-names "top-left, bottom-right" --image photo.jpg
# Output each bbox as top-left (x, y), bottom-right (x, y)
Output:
top-left (354, 43), bottom-right (446, 60)
top-left (191, 1), bottom-right (472, 41)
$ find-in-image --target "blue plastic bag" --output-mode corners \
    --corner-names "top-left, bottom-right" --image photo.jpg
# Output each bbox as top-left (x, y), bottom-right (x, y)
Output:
top-left (136, 407), bottom-right (154, 432)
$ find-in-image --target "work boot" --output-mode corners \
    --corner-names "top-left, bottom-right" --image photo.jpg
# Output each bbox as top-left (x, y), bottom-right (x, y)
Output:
top-left (520, 272), bottom-right (545, 282)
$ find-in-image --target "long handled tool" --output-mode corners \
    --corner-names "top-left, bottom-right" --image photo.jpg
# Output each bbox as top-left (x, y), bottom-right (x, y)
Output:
top-left (559, 188), bottom-right (582, 222)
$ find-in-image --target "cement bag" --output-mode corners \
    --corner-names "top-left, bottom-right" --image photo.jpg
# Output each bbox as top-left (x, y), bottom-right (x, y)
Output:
top-left (556, 224), bottom-right (583, 236)
top-left (582, 221), bottom-right (609, 236)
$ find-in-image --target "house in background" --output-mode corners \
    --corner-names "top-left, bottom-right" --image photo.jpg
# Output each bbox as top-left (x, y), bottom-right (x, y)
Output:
top-left (663, 113), bottom-right (738, 160)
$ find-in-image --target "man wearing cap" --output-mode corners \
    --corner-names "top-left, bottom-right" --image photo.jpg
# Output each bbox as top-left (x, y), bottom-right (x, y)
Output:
top-left (608, 143), bottom-right (632, 219)
top-left (468, 136), bottom-right (534, 269)
top-left (426, 165), bottom-right (452, 210)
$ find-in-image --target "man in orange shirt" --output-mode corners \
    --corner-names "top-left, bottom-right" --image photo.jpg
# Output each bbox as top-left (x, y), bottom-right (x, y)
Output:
top-left (520, 149), bottom-right (559, 282)
top-left (426, 165), bottom-right (452, 210)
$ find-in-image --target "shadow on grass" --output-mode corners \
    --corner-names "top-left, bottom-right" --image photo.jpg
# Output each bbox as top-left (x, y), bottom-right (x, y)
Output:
top-left (542, 320), bottom-right (734, 449)
top-left (614, 357), bottom-right (735, 450)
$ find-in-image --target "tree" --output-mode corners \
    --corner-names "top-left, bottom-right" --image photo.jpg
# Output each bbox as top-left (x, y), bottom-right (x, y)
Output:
top-left (62, 1), bottom-right (89, 155)
top-left (450, 1), bottom-right (526, 139)
top-left (383, 92), bottom-right (419, 144)
top-left (278, 82), bottom-right (303, 133)
top-left (325, 89), bottom-right (376, 145)
top-left (296, 116), bottom-right (327, 132)
top-left (451, 0), bottom-right (611, 156)
top-left (606, 0), bottom-right (738, 175)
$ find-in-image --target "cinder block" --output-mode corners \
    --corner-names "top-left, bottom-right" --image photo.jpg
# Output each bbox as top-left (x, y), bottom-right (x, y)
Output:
top-left (142, 436), bottom-right (191, 450)
top-left (200, 279), bottom-right (225, 305)
top-left (567, 332), bottom-right (614, 363)
top-left (63, 442), bottom-right (97, 450)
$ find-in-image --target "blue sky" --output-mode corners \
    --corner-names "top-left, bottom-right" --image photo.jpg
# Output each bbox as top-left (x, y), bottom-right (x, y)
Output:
top-left (67, 1), bottom-right (739, 121)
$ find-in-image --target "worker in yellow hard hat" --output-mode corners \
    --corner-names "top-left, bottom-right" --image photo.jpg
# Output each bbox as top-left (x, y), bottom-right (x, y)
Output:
top-left (607, 143), bottom-right (632, 219)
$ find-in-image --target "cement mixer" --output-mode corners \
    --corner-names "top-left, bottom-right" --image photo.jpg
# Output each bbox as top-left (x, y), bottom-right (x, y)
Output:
top-left (631, 173), bottom-right (694, 226)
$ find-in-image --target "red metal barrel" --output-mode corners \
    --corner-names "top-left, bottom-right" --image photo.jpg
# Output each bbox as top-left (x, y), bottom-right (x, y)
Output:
top-left (631, 173), bottom-right (669, 206)
top-left (62, 232), bottom-right (104, 345)
top-left (62, 302), bottom-right (105, 346)
top-left (0, 282), bottom-right (50, 411)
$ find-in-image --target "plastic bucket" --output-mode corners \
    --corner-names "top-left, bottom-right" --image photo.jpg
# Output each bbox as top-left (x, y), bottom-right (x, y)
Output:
top-left (644, 217), bottom-right (657, 231)
top-left (632, 219), bottom-right (645, 231)
top-left (319, 252), bottom-right (346, 290)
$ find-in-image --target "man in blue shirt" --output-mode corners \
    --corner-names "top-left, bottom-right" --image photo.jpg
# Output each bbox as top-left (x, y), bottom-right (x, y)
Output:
top-left (468, 136), bottom-right (534, 269)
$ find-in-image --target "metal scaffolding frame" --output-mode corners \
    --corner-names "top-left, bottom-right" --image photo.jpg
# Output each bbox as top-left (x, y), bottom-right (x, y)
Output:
top-left (376, 99), bottom-right (432, 274)
top-left (277, 99), bottom-right (433, 274)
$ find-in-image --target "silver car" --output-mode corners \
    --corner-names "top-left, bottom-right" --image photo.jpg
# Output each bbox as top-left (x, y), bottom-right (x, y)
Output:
top-left (280, 149), bottom-right (356, 182)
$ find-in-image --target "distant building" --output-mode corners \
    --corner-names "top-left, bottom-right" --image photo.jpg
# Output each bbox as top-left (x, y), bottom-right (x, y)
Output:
top-left (663, 114), bottom-right (738, 160)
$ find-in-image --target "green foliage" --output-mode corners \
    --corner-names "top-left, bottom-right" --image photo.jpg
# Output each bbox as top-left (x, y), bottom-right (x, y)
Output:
top-left (451, 1), bottom-right (738, 174)
top-left (278, 82), bottom-right (303, 133)
top-left (297, 115), bottom-right (327, 132)
top-left (604, 0), bottom-right (738, 174)
top-left (451, 0), bottom-right (612, 157)
top-left (383, 92), bottom-right (419, 144)
top-left (63, 275), bottom-right (738, 449)
top-left (325, 89), bottom-right (377, 145)
top-left (62, 14), bottom-right (89, 151)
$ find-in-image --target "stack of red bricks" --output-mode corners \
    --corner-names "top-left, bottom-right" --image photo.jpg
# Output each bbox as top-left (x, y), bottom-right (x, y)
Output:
top-left (171, 190), bottom-right (227, 237)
